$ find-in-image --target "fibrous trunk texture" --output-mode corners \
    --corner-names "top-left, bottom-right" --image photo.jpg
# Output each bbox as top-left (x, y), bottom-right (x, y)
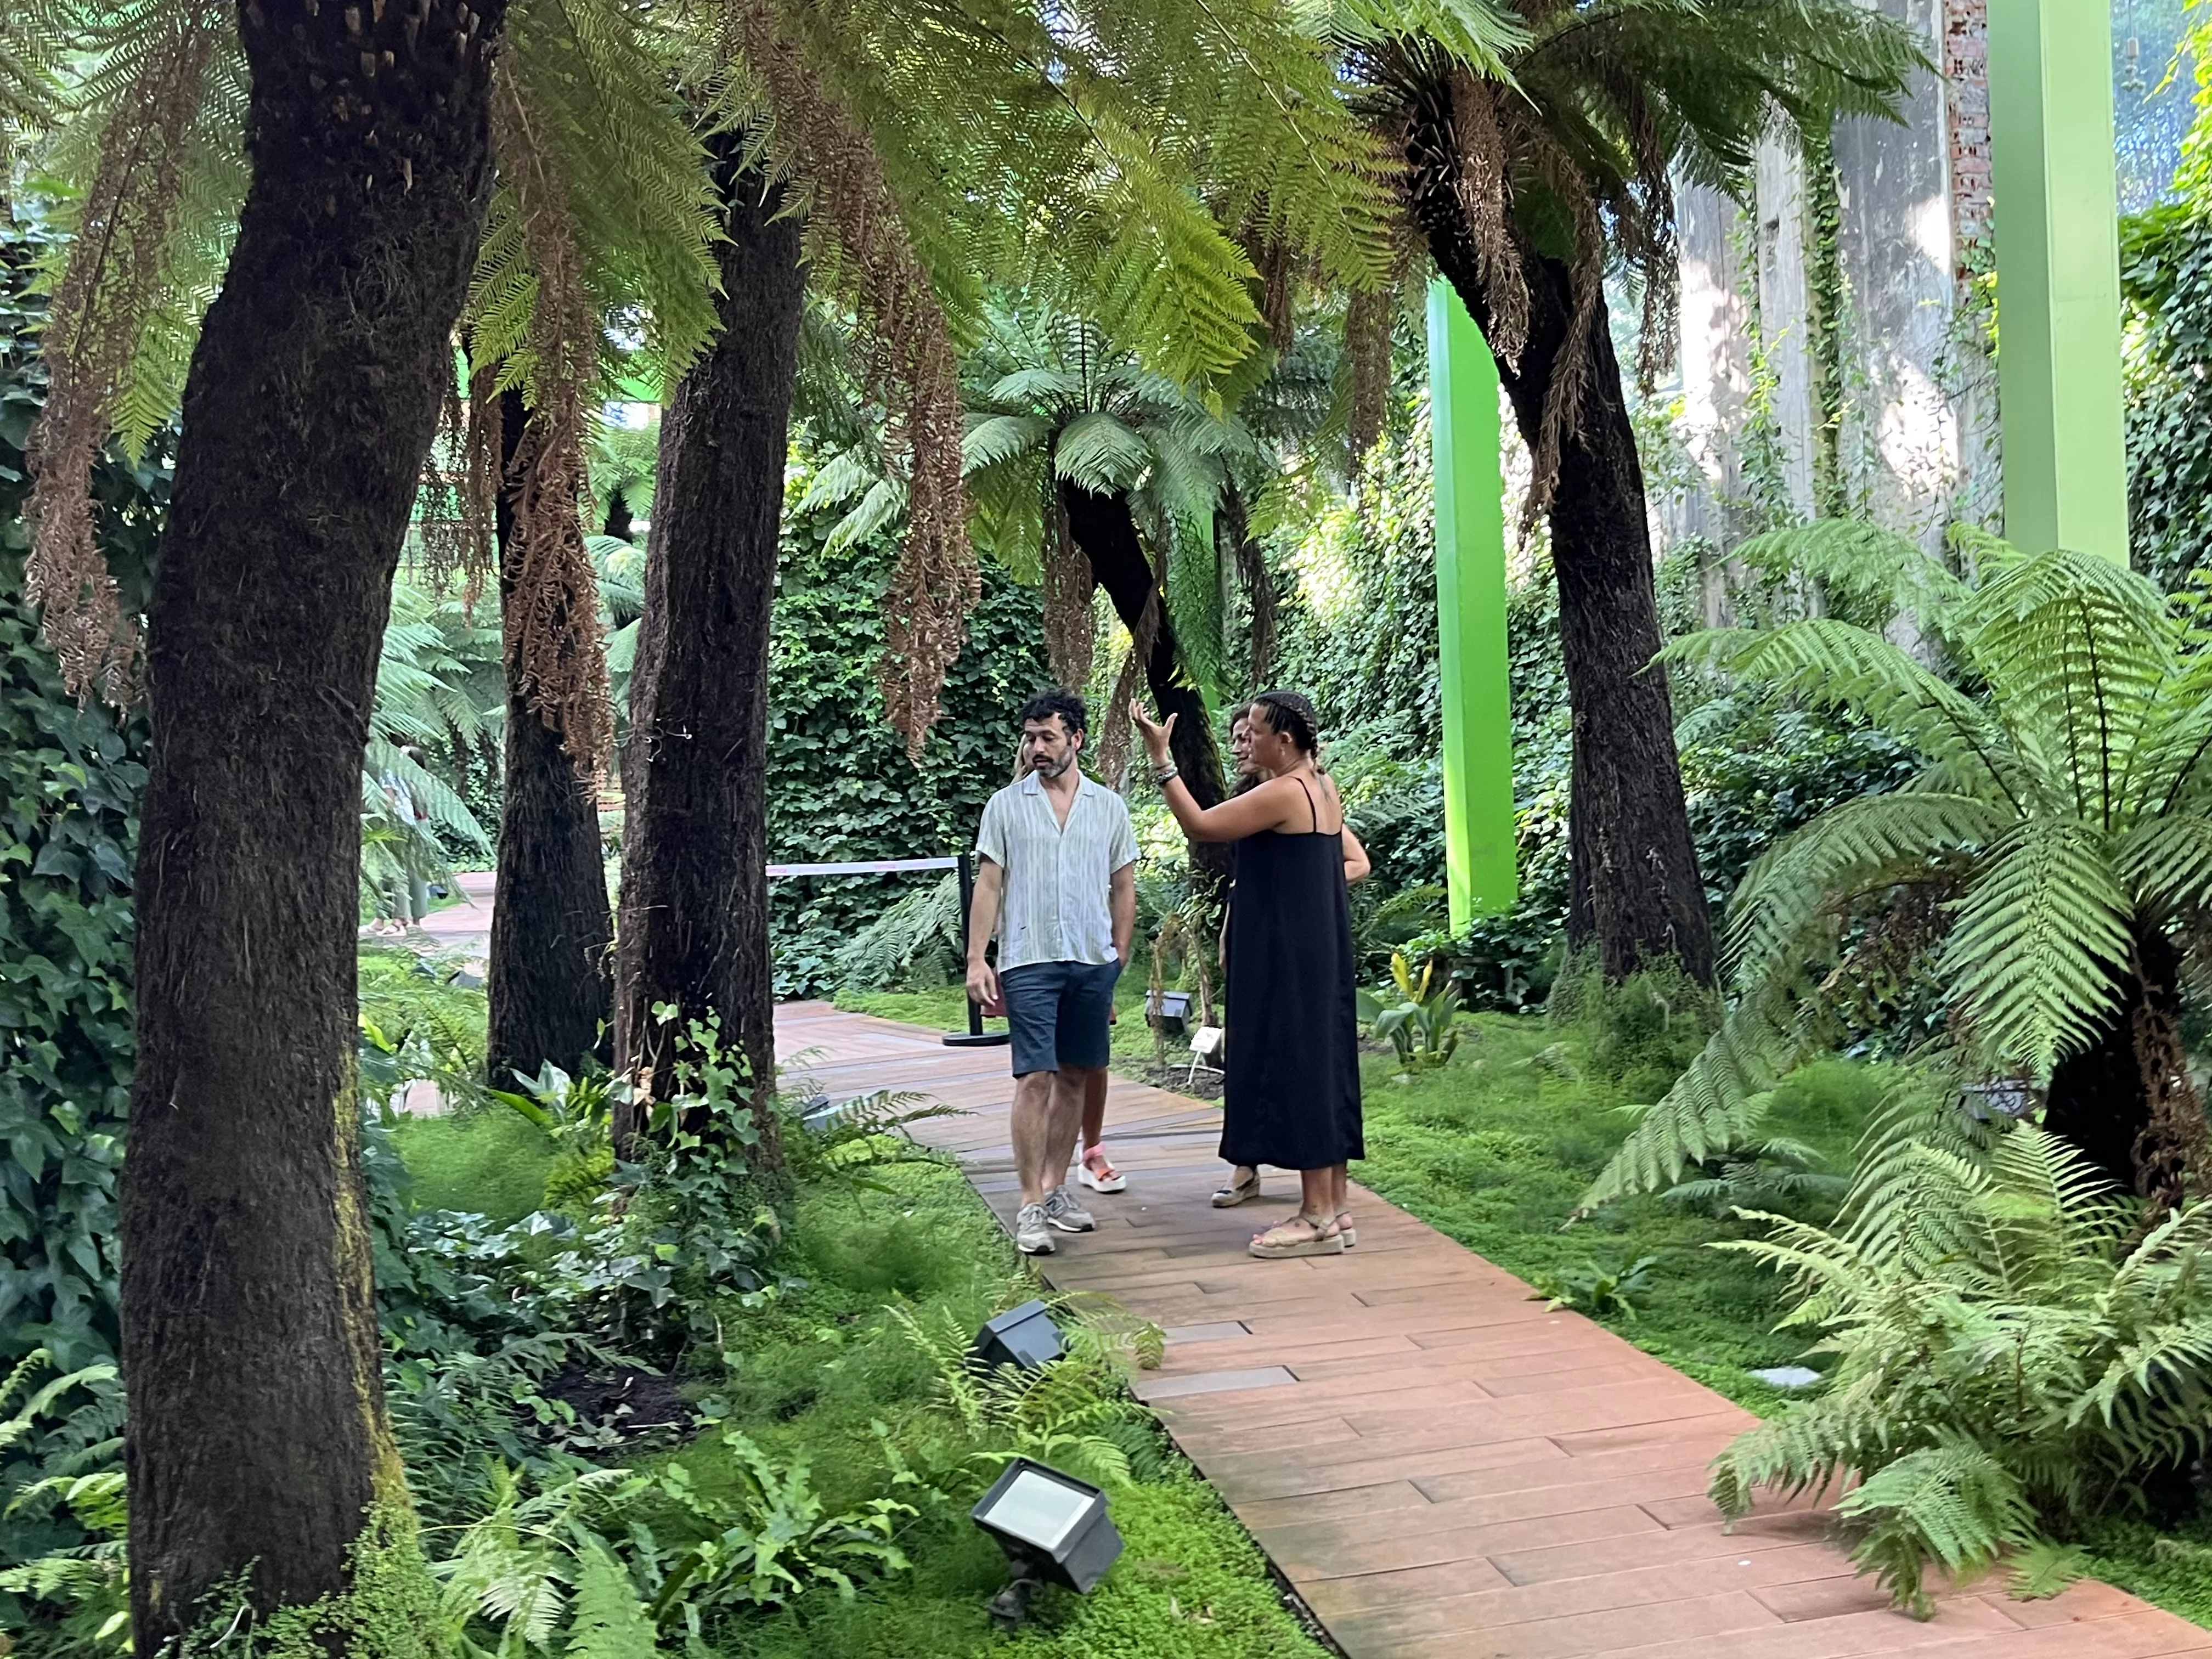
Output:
top-left (489, 387), bottom-right (614, 1087)
top-left (613, 162), bottom-right (803, 1164)
top-left (122, 0), bottom-right (503, 1641)
top-left (2046, 926), bottom-right (2209, 1206)
top-left (1061, 483), bottom-right (1232, 900)
top-left (1403, 83), bottom-right (1715, 984)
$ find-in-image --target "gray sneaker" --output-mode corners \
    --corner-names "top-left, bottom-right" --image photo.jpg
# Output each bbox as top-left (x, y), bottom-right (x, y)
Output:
top-left (1015, 1202), bottom-right (1056, 1255)
top-left (1044, 1185), bottom-right (1096, 1233)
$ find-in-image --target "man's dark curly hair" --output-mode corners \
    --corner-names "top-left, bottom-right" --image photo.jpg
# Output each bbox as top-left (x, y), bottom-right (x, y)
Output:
top-left (1017, 687), bottom-right (1088, 738)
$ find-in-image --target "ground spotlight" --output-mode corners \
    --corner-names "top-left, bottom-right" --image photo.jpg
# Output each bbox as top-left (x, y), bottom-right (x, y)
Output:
top-left (1147, 989), bottom-right (1192, 1037)
top-left (971, 1298), bottom-right (1064, 1371)
top-left (970, 1457), bottom-right (1122, 1629)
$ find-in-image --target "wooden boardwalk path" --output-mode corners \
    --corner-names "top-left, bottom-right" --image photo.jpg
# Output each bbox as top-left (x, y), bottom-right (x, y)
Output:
top-left (776, 1001), bottom-right (2212, 1659)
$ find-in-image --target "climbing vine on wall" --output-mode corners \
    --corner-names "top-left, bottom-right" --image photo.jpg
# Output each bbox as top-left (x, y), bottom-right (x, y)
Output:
top-left (0, 214), bottom-right (166, 1370)
top-left (2121, 200), bottom-right (2212, 590)
top-left (768, 496), bottom-right (1049, 997)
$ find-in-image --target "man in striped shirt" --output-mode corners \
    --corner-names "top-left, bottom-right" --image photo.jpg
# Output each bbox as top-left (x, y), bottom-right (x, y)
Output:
top-left (966, 689), bottom-right (1138, 1255)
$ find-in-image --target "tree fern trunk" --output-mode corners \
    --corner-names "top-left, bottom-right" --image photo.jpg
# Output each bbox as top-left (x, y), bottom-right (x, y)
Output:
top-left (489, 387), bottom-right (614, 1088)
top-left (1062, 483), bottom-right (1232, 901)
top-left (121, 1), bottom-right (503, 1641)
top-left (612, 157), bottom-right (800, 1166)
top-left (2045, 926), bottom-right (2197, 1199)
top-left (1402, 82), bottom-right (1715, 985)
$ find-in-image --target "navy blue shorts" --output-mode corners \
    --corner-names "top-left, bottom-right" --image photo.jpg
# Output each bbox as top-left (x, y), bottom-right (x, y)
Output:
top-left (1001, 961), bottom-right (1121, 1076)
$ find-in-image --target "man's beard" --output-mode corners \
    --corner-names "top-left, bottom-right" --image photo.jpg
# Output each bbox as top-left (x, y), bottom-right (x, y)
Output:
top-left (1031, 750), bottom-right (1074, 778)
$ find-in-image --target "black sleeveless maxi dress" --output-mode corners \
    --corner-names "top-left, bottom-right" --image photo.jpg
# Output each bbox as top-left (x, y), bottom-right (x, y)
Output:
top-left (1218, 787), bottom-right (1364, 1171)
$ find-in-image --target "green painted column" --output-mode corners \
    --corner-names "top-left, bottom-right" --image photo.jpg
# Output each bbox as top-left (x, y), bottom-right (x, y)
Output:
top-left (1986, 0), bottom-right (2130, 561)
top-left (1426, 279), bottom-right (1517, 929)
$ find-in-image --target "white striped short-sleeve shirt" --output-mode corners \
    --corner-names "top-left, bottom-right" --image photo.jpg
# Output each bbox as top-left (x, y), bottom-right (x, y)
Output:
top-left (975, 771), bottom-right (1137, 970)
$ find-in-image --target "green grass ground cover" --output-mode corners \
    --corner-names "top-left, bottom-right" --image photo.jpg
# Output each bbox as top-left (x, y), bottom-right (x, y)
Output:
top-left (390, 1109), bottom-right (562, 1223)
top-left (395, 1090), bottom-right (1333, 1658)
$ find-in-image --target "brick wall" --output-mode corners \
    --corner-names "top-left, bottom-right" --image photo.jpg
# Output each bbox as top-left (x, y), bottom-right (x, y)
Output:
top-left (1946, 0), bottom-right (1993, 281)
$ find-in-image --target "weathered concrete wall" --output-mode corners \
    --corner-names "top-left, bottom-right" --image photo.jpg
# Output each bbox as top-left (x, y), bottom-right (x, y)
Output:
top-left (1662, 0), bottom-right (2000, 564)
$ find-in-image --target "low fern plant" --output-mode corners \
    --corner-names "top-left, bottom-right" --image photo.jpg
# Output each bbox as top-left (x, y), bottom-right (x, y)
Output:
top-left (890, 1294), bottom-right (1166, 1491)
top-left (1711, 1073), bottom-right (2212, 1615)
top-left (1583, 535), bottom-right (2212, 1211)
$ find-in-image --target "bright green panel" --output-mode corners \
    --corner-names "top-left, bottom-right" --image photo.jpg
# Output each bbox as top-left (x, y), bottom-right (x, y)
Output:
top-left (1426, 279), bottom-right (1517, 929)
top-left (1987, 0), bottom-right (2130, 561)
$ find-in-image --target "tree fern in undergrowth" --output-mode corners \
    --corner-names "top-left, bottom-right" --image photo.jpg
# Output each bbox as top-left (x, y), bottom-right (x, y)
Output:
top-left (1711, 1074), bottom-right (2212, 1613)
top-left (1584, 535), bottom-right (2212, 1210)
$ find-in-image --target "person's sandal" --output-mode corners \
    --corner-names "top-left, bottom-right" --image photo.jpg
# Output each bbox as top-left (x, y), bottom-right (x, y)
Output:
top-left (1249, 1213), bottom-right (1346, 1259)
top-left (1331, 1211), bottom-right (1357, 1248)
top-left (1210, 1169), bottom-right (1261, 1207)
top-left (1076, 1144), bottom-right (1126, 1194)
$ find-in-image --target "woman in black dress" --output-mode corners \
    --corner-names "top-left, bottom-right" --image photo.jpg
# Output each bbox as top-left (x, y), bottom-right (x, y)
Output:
top-left (1133, 691), bottom-right (1368, 1259)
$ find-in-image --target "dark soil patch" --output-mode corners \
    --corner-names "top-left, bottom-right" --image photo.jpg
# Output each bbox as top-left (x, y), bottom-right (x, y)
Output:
top-left (541, 1363), bottom-right (692, 1441)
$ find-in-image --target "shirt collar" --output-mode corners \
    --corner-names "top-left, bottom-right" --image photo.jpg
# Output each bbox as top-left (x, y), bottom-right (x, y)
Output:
top-left (1017, 768), bottom-right (1093, 798)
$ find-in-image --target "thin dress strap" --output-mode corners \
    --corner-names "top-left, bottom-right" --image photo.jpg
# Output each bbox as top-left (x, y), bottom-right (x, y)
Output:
top-left (1293, 774), bottom-right (1337, 836)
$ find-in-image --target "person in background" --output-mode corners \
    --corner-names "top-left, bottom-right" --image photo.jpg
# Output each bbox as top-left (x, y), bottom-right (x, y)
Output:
top-left (968, 690), bottom-right (1138, 1254)
top-left (1210, 704), bottom-right (1369, 1212)
top-left (1074, 1068), bottom-right (1125, 1193)
top-left (1136, 690), bottom-right (1364, 1257)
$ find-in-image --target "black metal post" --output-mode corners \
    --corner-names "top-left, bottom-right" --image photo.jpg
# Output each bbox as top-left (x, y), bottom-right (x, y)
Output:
top-left (945, 850), bottom-right (1009, 1047)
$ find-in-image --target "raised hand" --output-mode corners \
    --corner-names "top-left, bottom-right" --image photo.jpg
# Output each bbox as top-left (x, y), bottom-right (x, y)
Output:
top-left (1129, 699), bottom-right (1178, 765)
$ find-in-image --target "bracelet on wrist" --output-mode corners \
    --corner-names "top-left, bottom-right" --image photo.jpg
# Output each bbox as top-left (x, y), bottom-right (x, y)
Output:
top-left (1152, 761), bottom-right (1180, 783)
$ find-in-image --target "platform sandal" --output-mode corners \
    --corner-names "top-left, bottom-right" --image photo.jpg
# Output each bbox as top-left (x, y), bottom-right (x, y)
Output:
top-left (1210, 1168), bottom-right (1260, 1207)
top-left (1076, 1144), bottom-right (1126, 1194)
top-left (1249, 1213), bottom-right (1346, 1259)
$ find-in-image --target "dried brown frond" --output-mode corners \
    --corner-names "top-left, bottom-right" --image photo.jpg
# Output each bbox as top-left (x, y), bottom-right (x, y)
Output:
top-left (414, 363), bottom-right (498, 611)
top-left (724, 0), bottom-right (973, 759)
top-left (492, 65), bottom-right (613, 771)
top-left (1600, 67), bottom-right (1678, 391)
top-left (1345, 281), bottom-right (1395, 462)
top-left (1510, 111), bottom-right (1605, 537)
top-left (2134, 956), bottom-right (2212, 1215)
top-left (1447, 70), bottom-right (1525, 371)
top-left (1041, 486), bottom-right (1096, 691)
top-left (24, 0), bottom-right (225, 703)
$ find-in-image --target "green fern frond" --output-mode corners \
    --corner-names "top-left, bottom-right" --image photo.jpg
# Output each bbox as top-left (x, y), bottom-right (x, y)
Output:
top-left (1939, 820), bottom-right (2132, 1077)
top-left (1731, 518), bottom-right (1971, 634)
top-left (1054, 410), bottom-right (1153, 493)
top-left (1664, 620), bottom-right (2021, 805)
top-left (2115, 814), bottom-right (2212, 914)
top-left (564, 1542), bottom-right (660, 1659)
top-left (961, 412), bottom-right (1052, 476)
top-left (1164, 520), bottom-right (1226, 701)
top-left (1578, 982), bottom-right (1796, 1210)
top-left (1723, 788), bottom-right (2000, 992)
top-left (1836, 1441), bottom-right (2036, 1616)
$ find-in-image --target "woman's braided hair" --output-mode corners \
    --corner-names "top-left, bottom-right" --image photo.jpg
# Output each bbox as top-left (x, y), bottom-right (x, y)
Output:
top-left (1249, 689), bottom-right (1321, 755)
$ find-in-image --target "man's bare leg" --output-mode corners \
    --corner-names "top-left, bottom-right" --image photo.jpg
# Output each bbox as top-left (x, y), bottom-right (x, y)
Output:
top-left (1080, 1066), bottom-right (1107, 1162)
top-left (1045, 1067), bottom-right (1092, 1192)
top-left (1011, 1071), bottom-right (1060, 1207)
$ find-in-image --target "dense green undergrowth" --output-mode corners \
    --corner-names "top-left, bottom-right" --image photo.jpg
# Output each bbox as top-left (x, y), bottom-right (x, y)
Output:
top-left (393, 1105), bottom-right (1332, 1659)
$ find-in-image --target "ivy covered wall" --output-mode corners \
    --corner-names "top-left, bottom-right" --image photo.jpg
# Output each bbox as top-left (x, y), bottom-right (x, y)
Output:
top-left (1, 218), bottom-right (167, 1370)
top-left (767, 505), bottom-right (1050, 996)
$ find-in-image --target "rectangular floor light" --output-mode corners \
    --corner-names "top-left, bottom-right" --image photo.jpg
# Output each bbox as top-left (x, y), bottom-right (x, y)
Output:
top-left (971, 1457), bottom-right (1123, 1628)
